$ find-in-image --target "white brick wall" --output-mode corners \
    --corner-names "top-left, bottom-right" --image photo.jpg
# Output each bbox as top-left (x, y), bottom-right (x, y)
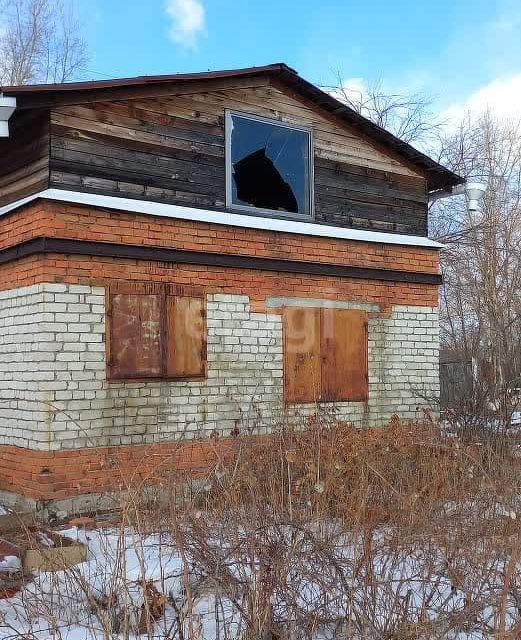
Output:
top-left (0, 284), bottom-right (439, 450)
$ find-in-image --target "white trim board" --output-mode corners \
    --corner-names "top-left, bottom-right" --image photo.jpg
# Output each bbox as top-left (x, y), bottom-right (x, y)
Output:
top-left (0, 189), bottom-right (443, 249)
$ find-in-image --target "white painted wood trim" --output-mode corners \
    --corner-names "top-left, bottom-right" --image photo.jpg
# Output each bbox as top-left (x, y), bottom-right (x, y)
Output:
top-left (0, 189), bottom-right (444, 249)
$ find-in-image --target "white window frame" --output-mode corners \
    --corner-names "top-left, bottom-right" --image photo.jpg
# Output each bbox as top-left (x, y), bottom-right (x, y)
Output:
top-left (225, 110), bottom-right (314, 220)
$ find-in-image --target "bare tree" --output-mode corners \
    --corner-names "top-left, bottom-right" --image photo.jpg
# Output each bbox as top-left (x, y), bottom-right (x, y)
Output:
top-left (0, 0), bottom-right (88, 86)
top-left (433, 113), bottom-right (521, 419)
top-left (330, 74), bottom-right (520, 420)
top-left (325, 74), bottom-right (445, 147)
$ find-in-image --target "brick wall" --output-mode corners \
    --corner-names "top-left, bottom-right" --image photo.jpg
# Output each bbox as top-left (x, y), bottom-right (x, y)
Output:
top-left (0, 438), bottom-right (240, 501)
top-left (0, 282), bottom-right (439, 501)
top-left (0, 200), bottom-right (440, 273)
top-left (0, 254), bottom-right (439, 309)
top-left (0, 283), bottom-right (438, 448)
top-left (0, 200), bottom-right (441, 502)
top-left (0, 285), bottom-right (59, 449)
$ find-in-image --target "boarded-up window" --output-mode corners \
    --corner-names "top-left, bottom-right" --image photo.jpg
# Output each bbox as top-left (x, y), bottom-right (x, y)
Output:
top-left (283, 307), bottom-right (321, 403)
top-left (284, 307), bottom-right (368, 403)
top-left (166, 296), bottom-right (206, 378)
top-left (107, 284), bottom-right (206, 381)
top-left (109, 292), bottom-right (162, 379)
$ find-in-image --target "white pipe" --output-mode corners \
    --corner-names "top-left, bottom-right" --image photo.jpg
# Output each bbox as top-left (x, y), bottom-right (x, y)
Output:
top-left (0, 95), bottom-right (17, 137)
top-left (429, 181), bottom-right (487, 213)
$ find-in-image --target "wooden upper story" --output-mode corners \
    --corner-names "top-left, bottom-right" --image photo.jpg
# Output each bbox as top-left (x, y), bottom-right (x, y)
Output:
top-left (0, 64), bottom-right (461, 238)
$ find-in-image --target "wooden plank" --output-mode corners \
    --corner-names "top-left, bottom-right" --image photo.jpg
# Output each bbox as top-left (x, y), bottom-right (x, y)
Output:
top-left (49, 171), bottom-right (225, 209)
top-left (321, 308), bottom-right (368, 402)
top-left (315, 182), bottom-right (426, 214)
top-left (315, 156), bottom-right (426, 192)
top-left (0, 157), bottom-right (49, 188)
top-left (0, 175), bottom-right (48, 206)
top-left (51, 156), bottom-right (224, 198)
top-left (314, 163), bottom-right (426, 202)
top-left (50, 123), bottom-right (224, 167)
top-left (0, 109), bottom-right (49, 204)
top-left (166, 295), bottom-right (206, 378)
top-left (94, 100), bottom-right (224, 136)
top-left (130, 97), bottom-right (224, 130)
top-left (54, 104), bottom-right (224, 147)
top-left (50, 112), bottom-right (225, 158)
top-left (108, 292), bottom-right (162, 379)
top-left (283, 307), bottom-right (322, 403)
top-left (50, 137), bottom-right (225, 187)
top-left (19, 76), bottom-right (271, 109)
top-left (314, 194), bottom-right (426, 223)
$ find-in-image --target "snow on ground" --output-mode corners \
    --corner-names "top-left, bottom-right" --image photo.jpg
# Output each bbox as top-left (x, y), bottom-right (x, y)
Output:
top-left (0, 527), bottom-right (240, 639)
top-left (0, 556), bottom-right (20, 573)
top-left (0, 523), bottom-right (516, 639)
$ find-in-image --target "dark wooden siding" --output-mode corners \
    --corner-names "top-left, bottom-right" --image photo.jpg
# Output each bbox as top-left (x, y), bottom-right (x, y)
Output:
top-left (1, 82), bottom-right (428, 235)
top-left (0, 109), bottom-right (49, 206)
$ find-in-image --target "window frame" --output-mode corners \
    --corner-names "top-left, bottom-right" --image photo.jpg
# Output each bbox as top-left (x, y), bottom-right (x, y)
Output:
top-left (106, 282), bottom-right (207, 383)
top-left (225, 109), bottom-right (315, 221)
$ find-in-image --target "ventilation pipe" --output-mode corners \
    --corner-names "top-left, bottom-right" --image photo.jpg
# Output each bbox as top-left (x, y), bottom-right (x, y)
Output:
top-left (429, 181), bottom-right (487, 213)
top-left (0, 95), bottom-right (17, 137)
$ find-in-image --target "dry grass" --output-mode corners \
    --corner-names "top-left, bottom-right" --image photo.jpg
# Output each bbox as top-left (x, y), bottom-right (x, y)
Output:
top-left (2, 416), bottom-right (521, 638)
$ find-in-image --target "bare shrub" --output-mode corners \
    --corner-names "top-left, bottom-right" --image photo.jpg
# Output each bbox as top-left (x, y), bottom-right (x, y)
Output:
top-left (1, 417), bottom-right (520, 638)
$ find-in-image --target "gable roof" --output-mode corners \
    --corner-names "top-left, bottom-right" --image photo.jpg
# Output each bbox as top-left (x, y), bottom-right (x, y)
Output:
top-left (1, 63), bottom-right (462, 191)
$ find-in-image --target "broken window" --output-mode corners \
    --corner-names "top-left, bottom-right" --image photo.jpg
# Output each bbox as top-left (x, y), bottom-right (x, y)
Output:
top-left (283, 307), bottom-right (368, 403)
top-left (226, 111), bottom-right (312, 217)
top-left (107, 283), bottom-right (206, 381)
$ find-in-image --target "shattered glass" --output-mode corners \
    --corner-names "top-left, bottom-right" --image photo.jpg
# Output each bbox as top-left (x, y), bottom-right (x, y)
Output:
top-left (229, 114), bottom-right (311, 216)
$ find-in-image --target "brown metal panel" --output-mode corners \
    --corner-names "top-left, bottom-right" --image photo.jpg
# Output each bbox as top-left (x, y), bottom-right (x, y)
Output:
top-left (109, 292), bottom-right (162, 379)
top-left (166, 295), bottom-right (206, 378)
top-left (283, 307), bottom-right (321, 403)
top-left (321, 308), bottom-right (368, 402)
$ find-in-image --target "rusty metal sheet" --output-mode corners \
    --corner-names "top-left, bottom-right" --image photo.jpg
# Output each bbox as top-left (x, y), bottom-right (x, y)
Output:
top-left (109, 293), bottom-right (162, 379)
top-left (283, 306), bottom-right (321, 403)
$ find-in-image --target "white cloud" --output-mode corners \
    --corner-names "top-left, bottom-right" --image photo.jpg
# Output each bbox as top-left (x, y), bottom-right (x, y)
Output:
top-left (442, 74), bottom-right (521, 125)
top-left (335, 77), bottom-right (367, 101)
top-left (327, 77), bottom-right (370, 113)
top-left (165, 0), bottom-right (205, 48)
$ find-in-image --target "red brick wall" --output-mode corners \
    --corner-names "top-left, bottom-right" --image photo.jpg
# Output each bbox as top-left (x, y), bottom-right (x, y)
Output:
top-left (0, 439), bottom-right (238, 500)
top-left (0, 253), bottom-right (439, 309)
top-left (0, 200), bottom-right (440, 273)
top-left (0, 200), bottom-right (440, 309)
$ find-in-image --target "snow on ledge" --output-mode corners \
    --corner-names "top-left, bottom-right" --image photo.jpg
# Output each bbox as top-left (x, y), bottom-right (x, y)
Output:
top-left (0, 189), bottom-right (444, 249)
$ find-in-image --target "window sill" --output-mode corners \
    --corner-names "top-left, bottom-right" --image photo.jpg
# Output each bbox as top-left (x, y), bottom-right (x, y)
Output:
top-left (227, 203), bottom-right (314, 223)
top-left (106, 375), bottom-right (207, 383)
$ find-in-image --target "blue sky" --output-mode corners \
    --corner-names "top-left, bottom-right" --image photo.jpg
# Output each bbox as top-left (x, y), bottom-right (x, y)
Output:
top-left (77, 0), bottom-right (521, 119)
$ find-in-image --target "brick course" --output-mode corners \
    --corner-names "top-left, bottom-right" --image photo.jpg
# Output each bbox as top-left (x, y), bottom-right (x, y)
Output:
top-left (0, 438), bottom-right (239, 500)
top-left (0, 254), bottom-right (439, 309)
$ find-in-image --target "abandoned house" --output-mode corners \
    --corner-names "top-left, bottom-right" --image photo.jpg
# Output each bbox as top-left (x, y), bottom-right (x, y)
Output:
top-left (0, 64), bottom-right (462, 509)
